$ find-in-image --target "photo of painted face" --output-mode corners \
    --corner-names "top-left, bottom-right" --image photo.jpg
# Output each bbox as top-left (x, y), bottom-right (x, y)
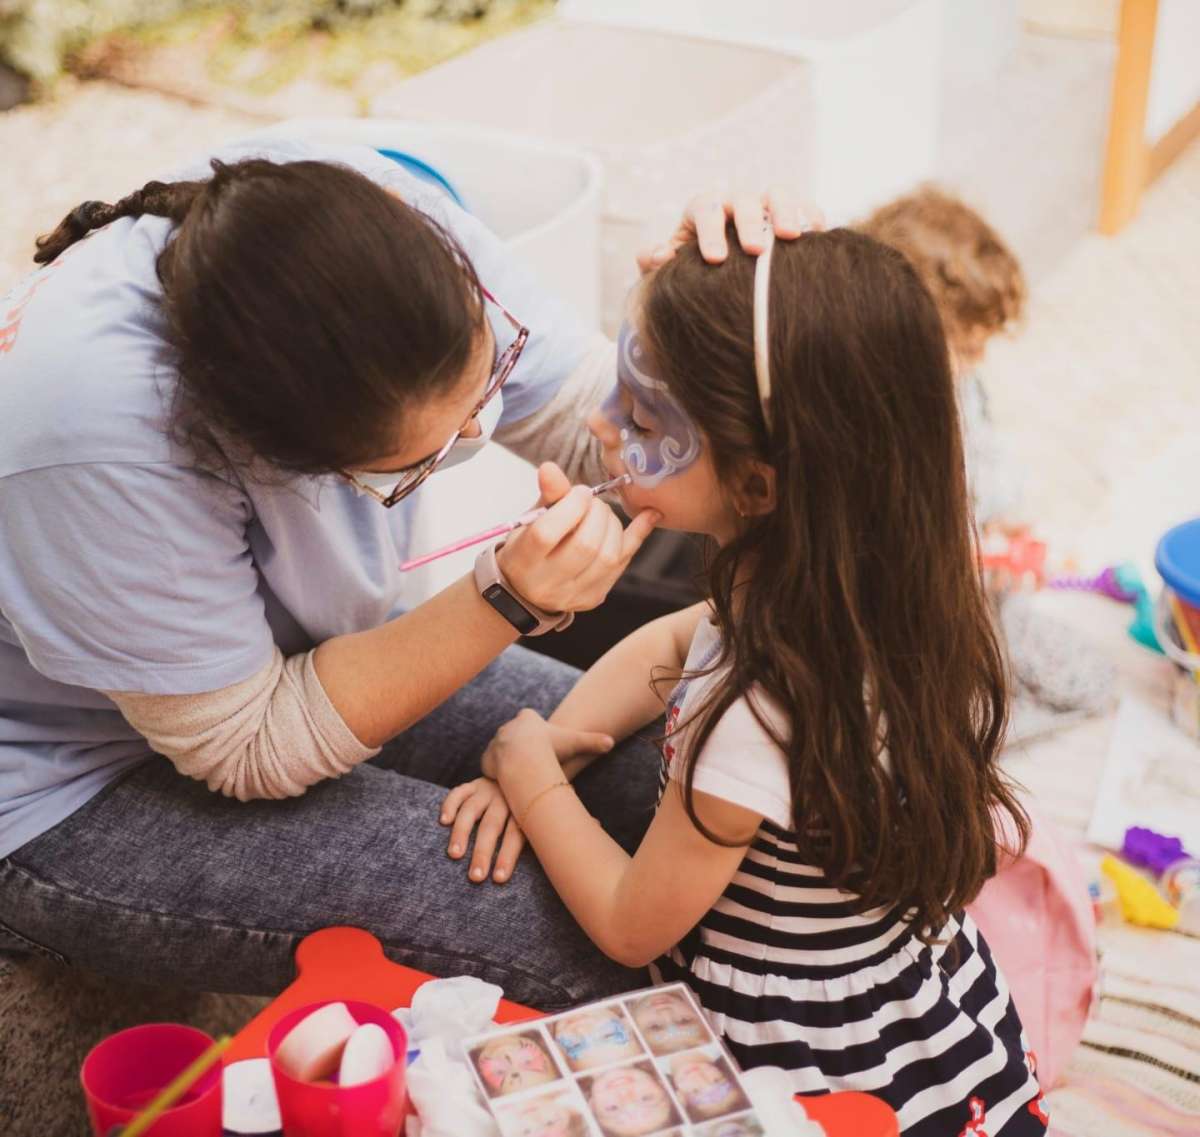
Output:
top-left (495, 1089), bottom-right (590, 1137)
top-left (472, 1031), bottom-right (561, 1098)
top-left (627, 990), bottom-right (712, 1056)
top-left (551, 1004), bottom-right (644, 1072)
top-left (694, 1115), bottom-right (766, 1137)
top-left (598, 322), bottom-right (702, 490)
top-left (667, 1050), bottom-right (751, 1123)
top-left (581, 1061), bottom-right (681, 1137)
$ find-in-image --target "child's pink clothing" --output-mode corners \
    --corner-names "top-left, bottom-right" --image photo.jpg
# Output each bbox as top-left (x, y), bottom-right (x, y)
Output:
top-left (966, 800), bottom-right (1097, 1089)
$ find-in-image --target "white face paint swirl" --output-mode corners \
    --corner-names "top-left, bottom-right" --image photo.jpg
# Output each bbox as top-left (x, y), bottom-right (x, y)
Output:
top-left (599, 322), bottom-right (702, 488)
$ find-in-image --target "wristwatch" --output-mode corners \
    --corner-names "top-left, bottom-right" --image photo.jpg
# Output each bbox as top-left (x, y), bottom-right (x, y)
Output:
top-left (474, 542), bottom-right (575, 637)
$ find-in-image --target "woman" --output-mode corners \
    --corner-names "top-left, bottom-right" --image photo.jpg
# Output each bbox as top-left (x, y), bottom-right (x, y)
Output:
top-left (0, 133), bottom-right (802, 1007)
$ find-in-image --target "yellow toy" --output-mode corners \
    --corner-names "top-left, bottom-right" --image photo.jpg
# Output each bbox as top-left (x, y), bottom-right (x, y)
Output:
top-left (1101, 855), bottom-right (1180, 930)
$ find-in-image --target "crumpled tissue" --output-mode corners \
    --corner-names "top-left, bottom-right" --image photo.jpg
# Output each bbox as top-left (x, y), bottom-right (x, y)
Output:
top-left (394, 976), bottom-right (504, 1137)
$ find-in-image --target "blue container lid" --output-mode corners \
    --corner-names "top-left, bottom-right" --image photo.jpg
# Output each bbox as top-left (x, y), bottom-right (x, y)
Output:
top-left (1156, 518), bottom-right (1200, 608)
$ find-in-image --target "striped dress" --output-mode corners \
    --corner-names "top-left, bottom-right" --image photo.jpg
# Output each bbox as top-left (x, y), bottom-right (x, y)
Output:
top-left (652, 621), bottom-right (1048, 1136)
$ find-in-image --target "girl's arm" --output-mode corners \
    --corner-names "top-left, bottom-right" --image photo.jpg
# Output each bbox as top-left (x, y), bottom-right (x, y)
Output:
top-left (489, 710), bottom-right (759, 966)
top-left (440, 602), bottom-right (706, 884)
top-left (550, 601), bottom-right (708, 744)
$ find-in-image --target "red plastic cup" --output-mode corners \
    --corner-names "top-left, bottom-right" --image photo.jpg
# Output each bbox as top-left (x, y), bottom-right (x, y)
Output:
top-left (268, 1000), bottom-right (407, 1137)
top-left (80, 1023), bottom-right (223, 1137)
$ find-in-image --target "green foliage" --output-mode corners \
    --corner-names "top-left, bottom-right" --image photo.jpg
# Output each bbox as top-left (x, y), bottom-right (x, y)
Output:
top-left (0, 0), bottom-right (522, 85)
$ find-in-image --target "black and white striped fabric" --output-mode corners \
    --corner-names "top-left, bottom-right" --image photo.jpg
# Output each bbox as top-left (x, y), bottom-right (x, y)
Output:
top-left (654, 659), bottom-right (1048, 1136)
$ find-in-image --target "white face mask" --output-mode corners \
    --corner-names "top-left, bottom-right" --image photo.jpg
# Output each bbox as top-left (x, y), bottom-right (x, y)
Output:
top-left (347, 390), bottom-right (503, 496)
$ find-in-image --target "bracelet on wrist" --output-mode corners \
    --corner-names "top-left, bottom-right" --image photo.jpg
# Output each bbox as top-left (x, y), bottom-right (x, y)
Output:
top-left (518, 779), bottom-right (571, 828)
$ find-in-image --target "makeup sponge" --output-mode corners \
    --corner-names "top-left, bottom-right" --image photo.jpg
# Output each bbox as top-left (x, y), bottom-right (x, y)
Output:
top-left (274, 1002), bottom-right (359, 1082)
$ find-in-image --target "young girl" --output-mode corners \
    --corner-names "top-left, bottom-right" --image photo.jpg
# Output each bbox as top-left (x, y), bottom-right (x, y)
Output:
top-left (443, 226), bottom-right (1046, 1135)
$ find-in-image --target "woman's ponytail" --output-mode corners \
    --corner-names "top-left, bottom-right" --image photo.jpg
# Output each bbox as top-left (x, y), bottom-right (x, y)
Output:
top-left (34, 176), bottom-right (206, 264)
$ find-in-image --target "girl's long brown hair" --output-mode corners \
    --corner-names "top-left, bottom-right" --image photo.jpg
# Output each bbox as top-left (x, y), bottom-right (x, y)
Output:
top-left (641, 226), bottom-right (1028, 938)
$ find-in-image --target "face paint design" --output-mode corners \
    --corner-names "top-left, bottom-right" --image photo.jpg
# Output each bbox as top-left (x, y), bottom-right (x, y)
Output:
top-left (587, 1064), bottom-right (676, 1137)
top-left (669, 1053), bottom-right (749, 1121)
top-left (600, 322), bottom-right (702, 488)
top-left (476, 1034), bottom-right (559, 1097)
top-left (630, 992), bottom-right (711, 1055)
top-left (552, 1007), bottom-right (642, 1071)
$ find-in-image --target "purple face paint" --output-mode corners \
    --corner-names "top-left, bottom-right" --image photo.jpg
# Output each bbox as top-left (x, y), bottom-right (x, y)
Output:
top-left (600, 322), bottom-right (702, 488)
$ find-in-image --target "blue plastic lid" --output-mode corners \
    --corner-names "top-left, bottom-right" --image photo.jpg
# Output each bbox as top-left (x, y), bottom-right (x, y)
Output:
top-left (1155, 518), bottom-right (1200, 608)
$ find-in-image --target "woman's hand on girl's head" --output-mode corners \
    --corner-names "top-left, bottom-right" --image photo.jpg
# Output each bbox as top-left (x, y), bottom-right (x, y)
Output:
top-left (441, 777), bottom-right (526, 884)
top-left (637, 189), bottom-right (824, 274)
top-left (499, 463), bottom-right (660, 615)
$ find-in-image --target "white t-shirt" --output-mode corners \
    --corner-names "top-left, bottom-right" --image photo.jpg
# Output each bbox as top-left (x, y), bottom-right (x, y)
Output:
top-left (665, 619), bottom-right (793, 830)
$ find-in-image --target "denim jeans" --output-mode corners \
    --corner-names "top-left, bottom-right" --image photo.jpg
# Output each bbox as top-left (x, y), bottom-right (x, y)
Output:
top-left (0, 646), bottom-right (658, 1010)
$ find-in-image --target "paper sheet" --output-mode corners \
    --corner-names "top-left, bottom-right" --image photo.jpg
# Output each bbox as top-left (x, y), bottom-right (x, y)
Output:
top-left (1087, 695), bottom-right (1200, 850)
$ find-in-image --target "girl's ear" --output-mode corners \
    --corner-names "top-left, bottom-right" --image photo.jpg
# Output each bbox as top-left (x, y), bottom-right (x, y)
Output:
top-left (732, 460), bottom-right (776, 518)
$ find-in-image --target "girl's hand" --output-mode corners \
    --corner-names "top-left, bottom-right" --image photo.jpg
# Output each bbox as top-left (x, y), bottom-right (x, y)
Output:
top-left (441, 777), bottom-right (526, 884)
top-left (637, 189), bottom-right (824, 274)
top-left (481, 709), bottom-right (614, 782)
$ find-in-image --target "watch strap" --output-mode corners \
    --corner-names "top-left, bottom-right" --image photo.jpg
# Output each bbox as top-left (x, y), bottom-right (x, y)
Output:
top-left (474, 542), bottom-right (575, 636)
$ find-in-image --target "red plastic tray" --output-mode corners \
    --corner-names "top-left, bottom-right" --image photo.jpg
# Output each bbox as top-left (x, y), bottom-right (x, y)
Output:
top-left (229, 927), bottom-right (897, 1136)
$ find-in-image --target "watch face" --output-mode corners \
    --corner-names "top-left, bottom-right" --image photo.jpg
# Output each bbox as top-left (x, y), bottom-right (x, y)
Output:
top-left (483, 583), bottom-right (540, 635)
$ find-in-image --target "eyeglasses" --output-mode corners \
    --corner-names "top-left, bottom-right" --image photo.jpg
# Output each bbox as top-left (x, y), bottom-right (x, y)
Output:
top-left (344, 289), bottom-right (529, 508)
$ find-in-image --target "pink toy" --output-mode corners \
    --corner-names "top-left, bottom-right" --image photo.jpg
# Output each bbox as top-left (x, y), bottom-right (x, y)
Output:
top-left (966, 798), bottom-right (1098, 1089)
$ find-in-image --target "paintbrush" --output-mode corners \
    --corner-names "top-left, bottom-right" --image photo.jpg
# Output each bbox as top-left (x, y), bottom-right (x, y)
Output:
top-left (400, 474), bottom-right (632, 572)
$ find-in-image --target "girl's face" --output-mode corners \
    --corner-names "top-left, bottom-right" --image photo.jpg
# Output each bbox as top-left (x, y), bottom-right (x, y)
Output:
top-left (553, 1008), bottom-right (641, 1070)
top-left (588, 322), bottom-right (732, 541)
top-left (477, 1035), bottom-right (558, 1096)
top-left (671, 1055), bottom-right (744, 1119)
top-left (589, 1066), bottom-right (674, 1137)
top-left (631, 993), bottom-right (709, 1055)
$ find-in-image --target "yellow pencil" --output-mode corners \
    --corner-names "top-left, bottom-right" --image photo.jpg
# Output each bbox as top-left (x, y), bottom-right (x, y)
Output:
top-left (119, 1034), bottom-right (232, 1137)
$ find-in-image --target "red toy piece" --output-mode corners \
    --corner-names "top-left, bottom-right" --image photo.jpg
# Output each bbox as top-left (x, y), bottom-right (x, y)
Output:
top-left (228, 927), bottom-right (898, 1136)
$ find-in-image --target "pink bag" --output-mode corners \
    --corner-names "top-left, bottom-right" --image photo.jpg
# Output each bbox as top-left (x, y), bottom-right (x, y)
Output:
top-left (966, 799), bottom-right (1098, 1088)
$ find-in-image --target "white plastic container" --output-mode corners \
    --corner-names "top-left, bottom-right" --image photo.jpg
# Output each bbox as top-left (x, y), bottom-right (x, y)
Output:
top-left (239, 118), bottom-right (602, 601)
top-left (244, 117), bottom-right (603, 329)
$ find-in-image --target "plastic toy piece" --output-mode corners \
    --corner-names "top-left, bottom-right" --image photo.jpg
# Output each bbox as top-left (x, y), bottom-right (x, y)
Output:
top-left (1048, 564), bottom-right (1140, 604)
top-left (1101, 856), bottom-right (1180, 930)
top-left (1122, 826), bottom-right (1193, 876)
top-left (979, 532), bottom-right (1047, 590)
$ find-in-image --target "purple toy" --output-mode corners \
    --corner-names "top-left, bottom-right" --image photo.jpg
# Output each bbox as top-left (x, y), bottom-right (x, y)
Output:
top-left (1048, 565), bottom-right (1139, 604)
top-left (1122, 826), bottom-right (1193, 876)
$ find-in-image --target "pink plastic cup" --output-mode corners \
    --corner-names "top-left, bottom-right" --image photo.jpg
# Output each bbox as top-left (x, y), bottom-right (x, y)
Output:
top-left (268, 1000), bottom-right (407, 1137)
top-left (80, 1023), bottom-right (223, 1137)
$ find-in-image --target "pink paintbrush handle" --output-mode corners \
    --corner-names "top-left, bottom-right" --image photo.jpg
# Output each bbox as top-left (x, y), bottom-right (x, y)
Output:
top-left (399, 474), bottom-right (630, 573)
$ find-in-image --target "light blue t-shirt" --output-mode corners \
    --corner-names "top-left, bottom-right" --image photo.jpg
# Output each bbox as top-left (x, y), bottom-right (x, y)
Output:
top-left (0, 138), bottom-right (591, 858)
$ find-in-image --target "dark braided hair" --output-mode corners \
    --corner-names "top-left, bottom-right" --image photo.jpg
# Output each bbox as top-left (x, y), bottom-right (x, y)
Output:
top-left (35, 178), bottom-right (203, 264)
top-left (33, 158), bottom-right (487, 476)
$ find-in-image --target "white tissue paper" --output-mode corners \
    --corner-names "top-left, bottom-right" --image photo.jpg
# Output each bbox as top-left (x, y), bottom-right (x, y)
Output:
top-left (743, 1065), bottom-right (827, 1137)
top-left (394, 976), bottom-right (504, 1137)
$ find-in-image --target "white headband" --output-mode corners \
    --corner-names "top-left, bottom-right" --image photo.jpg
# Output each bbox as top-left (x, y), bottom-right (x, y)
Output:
top-left (752, 230), bottom-right (775, 427)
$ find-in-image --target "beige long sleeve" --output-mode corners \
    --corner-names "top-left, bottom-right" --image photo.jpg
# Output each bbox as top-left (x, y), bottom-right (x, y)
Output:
top-left (493, 333), bottom-right (613, 486)
top-left (105, 647), bottom-right (380, 801)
